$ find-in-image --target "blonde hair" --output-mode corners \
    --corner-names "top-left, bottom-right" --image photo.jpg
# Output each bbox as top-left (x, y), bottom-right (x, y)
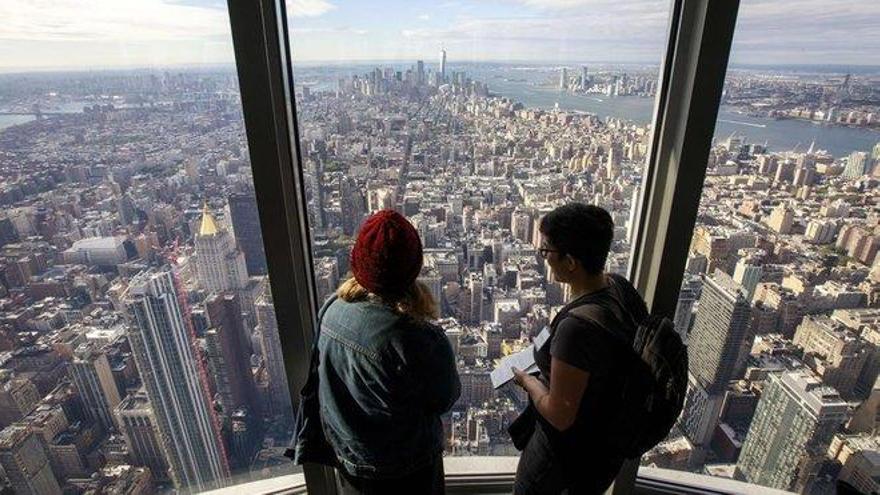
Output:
top-left (337, 276), bottom-right (438, 321)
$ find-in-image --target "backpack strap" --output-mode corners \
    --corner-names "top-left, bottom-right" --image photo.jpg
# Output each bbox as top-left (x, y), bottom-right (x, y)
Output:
top-left (566, 303), bottom-right (633, 349)
top-left (553, 277), bottom-right (636, 348)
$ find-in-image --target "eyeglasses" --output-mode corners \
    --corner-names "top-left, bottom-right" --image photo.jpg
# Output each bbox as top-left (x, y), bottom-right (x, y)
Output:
top-left (538, 248), bottom-right (559, 259)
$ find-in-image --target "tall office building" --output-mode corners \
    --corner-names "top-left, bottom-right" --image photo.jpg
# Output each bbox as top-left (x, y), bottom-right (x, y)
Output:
top-left (0, 424), bottom-right (62, 495)
top-left (844, 151), bottom-right (871, 179)
top-left (733, 256), bottom-right (763, 301)
top-left (828, 434), bottom-right (880, 495)
top-left (559, 67), bottom-right (568, 90)
top-left (69, 342), bottom-right (122, 432)
top-left (124, 269), bottom-right (229, 491)
top-left (339, 177), bottom-right (366, 236)
top-left (680, 374), bottom-right (726, 464)
top-left (673, 280), bottom-right (698, 342)
top-left (681, 270), bottom-right (752, 464)
top-left (0, 215), bottom-right (19, 247)
top-left (737, 370), bottom-right (849, 492)
top-left (792, 315), bottom-right (869, 400)
top-left (766, 203), bottom-right (794, 234)
top-left (416, 60), bottom-right (425, 85)
top-left (255, 287), bottom-right (292, 418)
top-left (0, 372), bottom-right (40, 427)
top-left (440, 49), bottom-right (447, 82)
top-left (468, 273), bottom-right (484, 325)
top-left (581, 66), bottom-right (589, 89)
top-left (116, 390), bottom-right (172, 484)
top-left (205, 293), bottom-right (259, 419)
top-left (228, 191), bottom-right (268, 276)
top-left (418, 265), bottom-right (442, 308)
top-left (194, 205), bottom-right (248, 293)
top-left (511, 209), bottom-right (532, 244)
top-left (228, 407), bottom-right (259, 471)
top-left (690, 270), bottom-right (753, 392)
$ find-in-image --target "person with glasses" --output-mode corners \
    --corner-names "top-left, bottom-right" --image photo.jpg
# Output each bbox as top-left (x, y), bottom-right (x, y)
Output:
top-left (316, 210), bottom-right (460, 495)
top-left (511, 203), bottom-right (649, 494)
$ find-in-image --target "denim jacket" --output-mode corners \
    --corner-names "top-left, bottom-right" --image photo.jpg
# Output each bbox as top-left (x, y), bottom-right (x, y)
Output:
top-left (318, 297), bottom-right (460, 478)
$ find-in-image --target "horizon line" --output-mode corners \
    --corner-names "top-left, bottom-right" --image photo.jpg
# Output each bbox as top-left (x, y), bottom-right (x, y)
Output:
top-left (2, 60), bottom-right (880, 76)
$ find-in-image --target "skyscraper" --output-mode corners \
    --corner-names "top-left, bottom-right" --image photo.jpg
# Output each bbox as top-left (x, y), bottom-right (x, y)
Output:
top-left (844, 151), bottom-right (871, 179)
top-left (0, 424), bottom-right (62, 495)
top-left (559, 67), bottom-right (568, 90)
top-left (228, 407), bottom-right (259, 471)
top-left (680, 270), bottom-right (753, 465)
top-left (0, 372), bottom-right (40, 428)
top-left (339, 177), bottom-right (366, 236)
top-left (440, 49), bottom-right (447, 83)
top-left (255, 287), bottom-right (292, 418)
top-left (205, 293), bottom-right (259, 419)
top-left (124, 269), bottom-right (229, 491)
top-left (116, 389), bottom-right (172, 484)
top-left (194, 204), bottom-right (248, 293)
top-left (416, 60), bottom-right (425, 86)
top-left (733, 256), bottom-right (763, 301)
top-left (690, 269), bottom-right (753, 392)
top-left (792, 315), bottom-right (869, 400)
top-left (673, 280), bottom-right (698, 341)
top-left (228, 191), bottom-right (268, 276)
top-left (737, 369), bottom-right (849, 492)
top-left (69, 342), bottom-right (122, 432)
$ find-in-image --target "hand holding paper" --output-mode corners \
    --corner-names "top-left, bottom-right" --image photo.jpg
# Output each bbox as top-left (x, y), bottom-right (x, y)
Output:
top-left (489, 326), bottom-right (550, 389)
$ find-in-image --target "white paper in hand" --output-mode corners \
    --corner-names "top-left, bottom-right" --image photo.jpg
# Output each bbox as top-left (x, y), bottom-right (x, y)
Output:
top-left (490, 326), bottom-right (550, 389)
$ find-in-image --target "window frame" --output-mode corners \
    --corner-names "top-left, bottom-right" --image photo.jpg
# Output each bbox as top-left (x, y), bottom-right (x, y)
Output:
top-left (225, 0), bottom-right (741, 494)
top-left (619, 0), bottom-right (740, 492)
top-left (225, 0), bottom-right (335, 492)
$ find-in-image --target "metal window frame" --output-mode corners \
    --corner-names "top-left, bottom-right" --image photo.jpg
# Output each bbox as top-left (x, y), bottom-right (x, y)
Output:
top-left (225, 0), bottom-right (739, 493)
top-left (628, 0), bottom-right (741, 316)
top-left (618, 0), bottom-right (740, 493)
top-left (226, 0), bottom-right (336, 493)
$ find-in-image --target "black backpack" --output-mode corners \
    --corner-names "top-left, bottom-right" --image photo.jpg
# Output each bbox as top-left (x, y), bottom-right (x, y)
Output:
top-left (565, 288), bottom-right (688, 459)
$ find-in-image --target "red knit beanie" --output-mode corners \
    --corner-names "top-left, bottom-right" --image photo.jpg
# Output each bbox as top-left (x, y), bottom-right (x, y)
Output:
top-left (351, 210), bottom-right (423, 296)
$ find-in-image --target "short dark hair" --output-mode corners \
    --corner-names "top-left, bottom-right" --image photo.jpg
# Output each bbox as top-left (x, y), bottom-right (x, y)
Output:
top-left (539, 203), bottom-right (613, 275)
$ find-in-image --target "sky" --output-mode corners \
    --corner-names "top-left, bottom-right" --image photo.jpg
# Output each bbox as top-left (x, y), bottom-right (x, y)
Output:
top-left (0, 0), bottom-right (878, 71)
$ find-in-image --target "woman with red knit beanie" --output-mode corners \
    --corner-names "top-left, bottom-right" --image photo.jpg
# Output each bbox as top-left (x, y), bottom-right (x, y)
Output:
top-left (315, 209), bottom-right (460, 495)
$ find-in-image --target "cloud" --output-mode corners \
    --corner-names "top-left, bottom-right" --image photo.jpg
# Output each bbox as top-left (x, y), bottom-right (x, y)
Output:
top-left (292, 26), bottom-right (367, 35)
top-left (402, 11), bottom-right (667, 46)
top-left (418, 14), bottom-right (431, 20)
top-left (512, 0), bottom-right (666, 11)
top-left (394, 0), bottom-right (880, 65)
top-left (0, 0), bottom-right (339, 41)
top-left (287, 0), bottom-right (336, 18)
top-left (0, 0), bottom-right (229, 41)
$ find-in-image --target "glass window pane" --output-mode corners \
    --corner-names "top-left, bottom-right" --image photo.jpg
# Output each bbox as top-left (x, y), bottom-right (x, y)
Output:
top-left (652, 1), bottom-right (880, 493)
top-left (0, 2), bottom-right (296, 493)
top-left (287, 0), bottom-right (672, 458)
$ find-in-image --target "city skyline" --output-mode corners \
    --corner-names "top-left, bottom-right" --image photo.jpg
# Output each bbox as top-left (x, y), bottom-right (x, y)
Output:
top-left (2, 0), bottom-right (880, 70)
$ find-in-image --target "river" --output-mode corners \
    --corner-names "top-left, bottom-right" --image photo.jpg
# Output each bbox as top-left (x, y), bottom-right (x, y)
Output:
top-left (486, 78), bottom-right (879, 158)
